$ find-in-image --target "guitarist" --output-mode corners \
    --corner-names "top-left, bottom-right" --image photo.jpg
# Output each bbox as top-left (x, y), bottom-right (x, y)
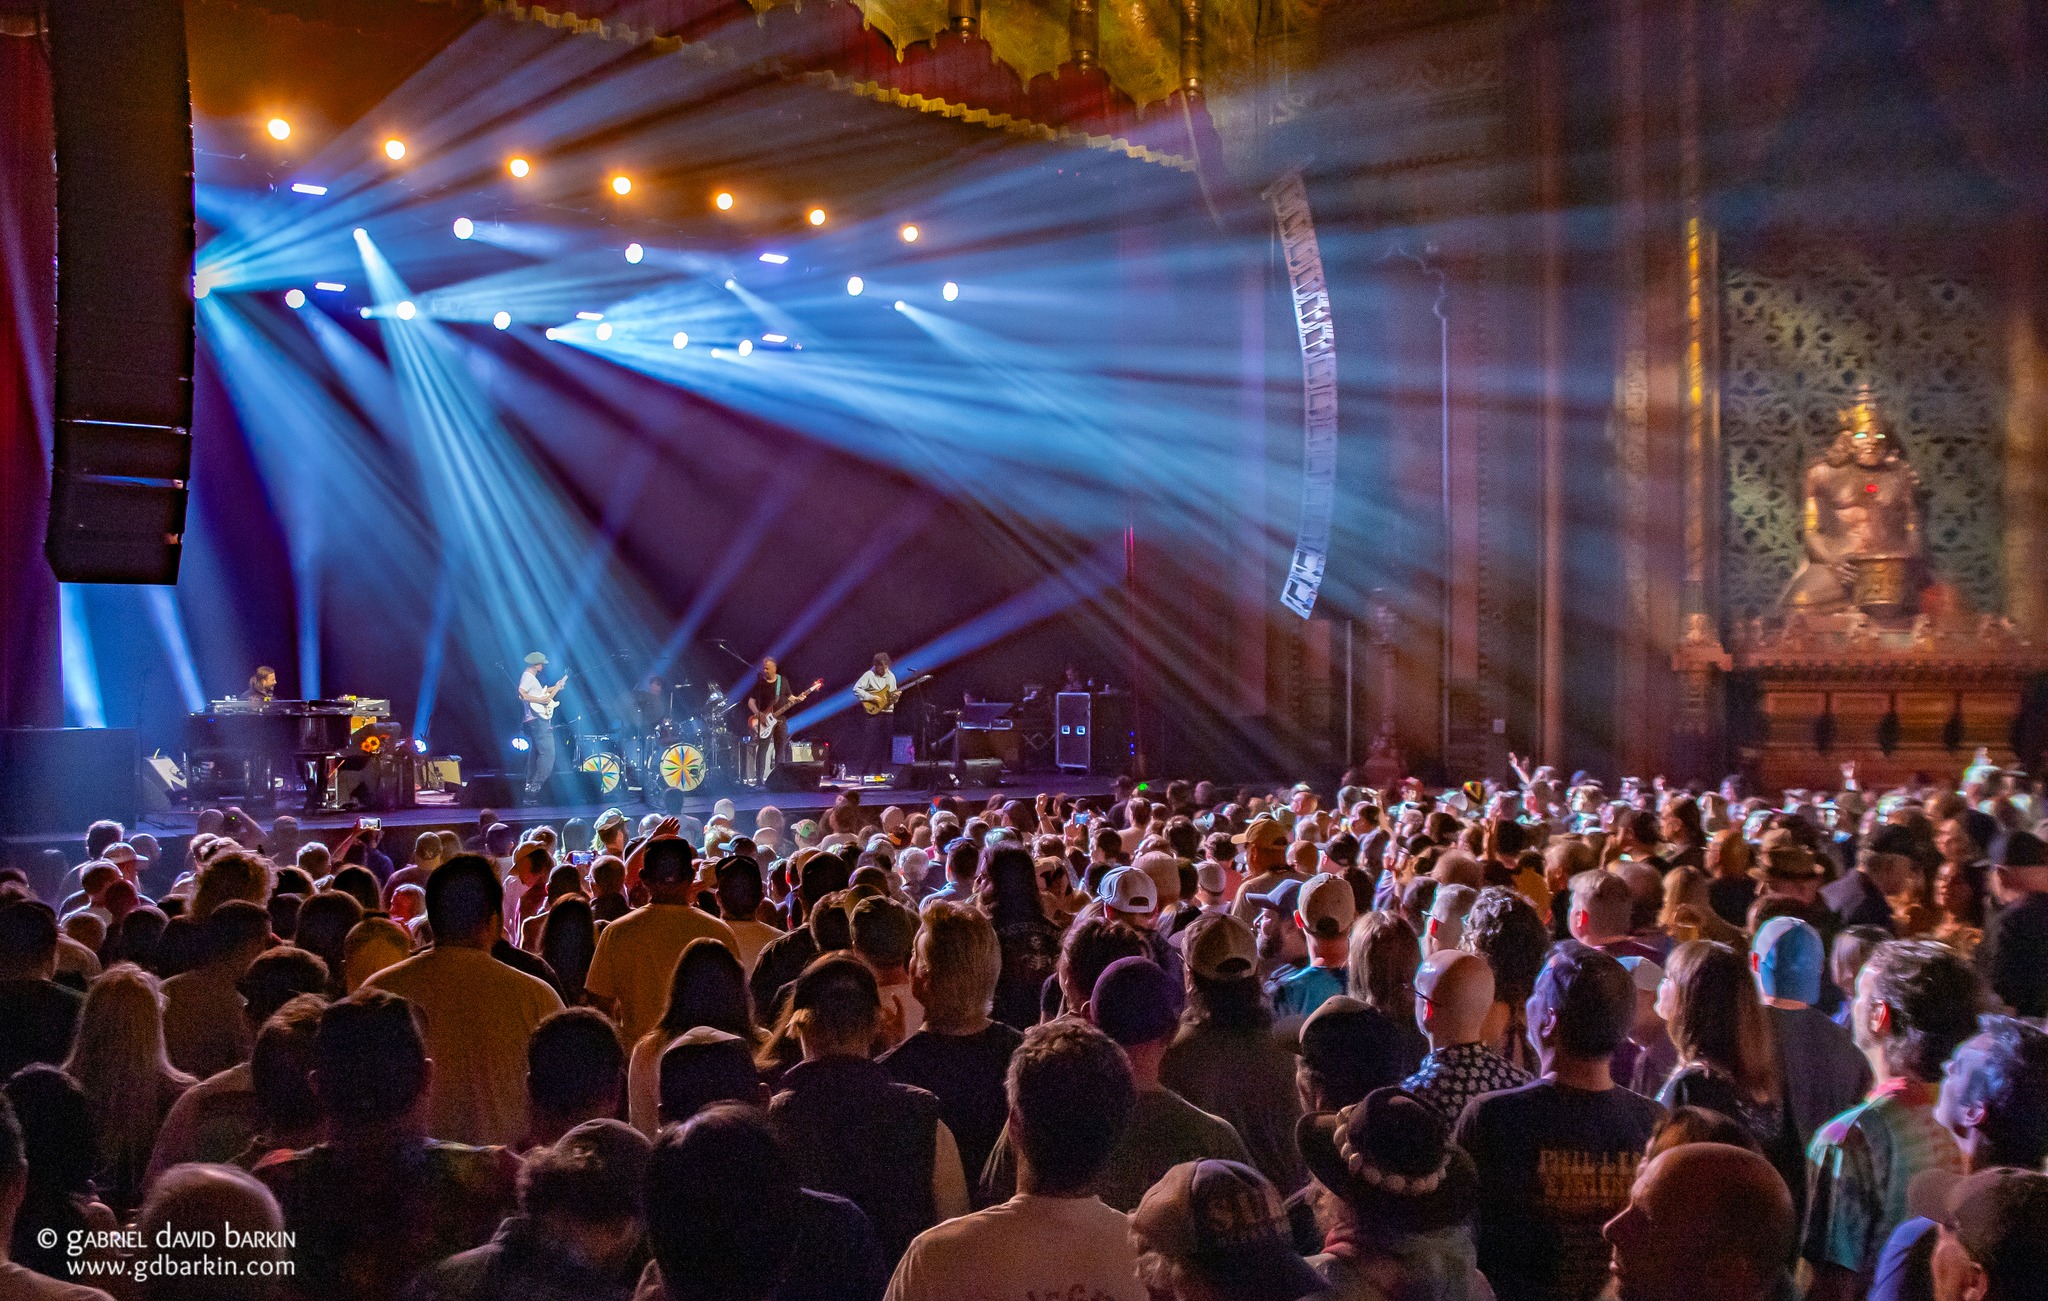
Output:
top-left (517, 651), bottom-right (568, 804)
top-left (745, 657), bottom-right (794, 784)
top-left (852, 651), bottom-right (899, 779)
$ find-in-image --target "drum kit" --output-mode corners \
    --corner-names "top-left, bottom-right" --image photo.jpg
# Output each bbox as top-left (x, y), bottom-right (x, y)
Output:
top-left (567, 682), bottom-right (747, 799)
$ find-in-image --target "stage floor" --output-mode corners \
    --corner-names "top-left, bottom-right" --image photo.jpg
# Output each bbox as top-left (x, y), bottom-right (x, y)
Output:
top-left (122, 772), bottom-right (1117, 842)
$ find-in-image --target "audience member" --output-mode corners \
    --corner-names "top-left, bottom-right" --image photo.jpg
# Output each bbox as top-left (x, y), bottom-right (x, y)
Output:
top-left (627, 938), bottom-right (760, 1135)
top-left (1980, 830), bottom-right (2048, 1018)
top-left (0, 1089), bottom-right (115, 1301)
top-left (1750, 917), bottom-right (1873, 1154)
top-left (1128, 1159), bottom-right (1326, 1301)
top-left (524, 1007), bottom-right (625, 1149)
top-left (160, 899), bottom-right (272, 1078)
top-left (1405, 949), bottom-right (1531, 1126)
top-left (586, 839), bottom-right (738, 1045)
top-left (132, 1163), bottom-right (287, 1301)
top-left (62, 964), bottom-right (196, 1213)
top-left (1601, 1142), bottom-right (1794, 1301)
top-left (0, 900), bottom-right (82, 1081)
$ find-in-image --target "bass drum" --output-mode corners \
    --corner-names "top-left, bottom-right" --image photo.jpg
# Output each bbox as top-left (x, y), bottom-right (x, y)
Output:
top-left (659, 743), bottom-right (709, 792)
top-left (579, 752), bottom-right (624, 796)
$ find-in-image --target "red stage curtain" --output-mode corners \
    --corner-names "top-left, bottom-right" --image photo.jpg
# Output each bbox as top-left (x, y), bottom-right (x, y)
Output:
top-left (0, 4), bottom-right (61, 730)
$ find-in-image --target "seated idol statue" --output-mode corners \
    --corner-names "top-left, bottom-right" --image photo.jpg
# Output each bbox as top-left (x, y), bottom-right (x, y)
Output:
top-left (1778, 394), bottom-right (1926, 619)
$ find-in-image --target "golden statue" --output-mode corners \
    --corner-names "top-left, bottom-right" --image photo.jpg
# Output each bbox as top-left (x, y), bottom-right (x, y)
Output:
top-left (1779, 390), bottom-right (1925, 619)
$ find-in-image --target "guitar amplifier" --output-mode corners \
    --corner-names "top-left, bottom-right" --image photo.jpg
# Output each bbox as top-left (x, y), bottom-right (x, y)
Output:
top-left (1055, 693), bottom-right (1091, 771)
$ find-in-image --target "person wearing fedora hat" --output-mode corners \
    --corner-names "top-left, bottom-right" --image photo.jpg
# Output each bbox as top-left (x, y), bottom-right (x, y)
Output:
top-left (1297, 1086), bottom-right (1487, 1301)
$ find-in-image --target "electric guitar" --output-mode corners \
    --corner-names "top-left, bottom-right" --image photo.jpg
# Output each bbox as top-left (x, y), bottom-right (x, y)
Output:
top-left (750, 678), bottom-right (824, 739)
top-left (857, 673), bottom-right (932, 715)
top-left (527, 673), bottom-right (570, 721)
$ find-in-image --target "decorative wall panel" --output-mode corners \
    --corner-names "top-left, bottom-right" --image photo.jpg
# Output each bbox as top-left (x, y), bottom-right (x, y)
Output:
top-left (1721, 250), bottom-right (2003, 618)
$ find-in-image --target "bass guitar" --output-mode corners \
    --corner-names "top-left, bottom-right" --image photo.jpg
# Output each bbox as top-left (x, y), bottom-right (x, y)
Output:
top-left (750, 679), bottom-right (824, 740)
top-left (857, 673), bottom-right (932, 715)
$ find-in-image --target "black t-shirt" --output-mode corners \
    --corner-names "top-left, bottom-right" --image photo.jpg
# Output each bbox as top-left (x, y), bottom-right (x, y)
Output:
top-left (1453, 1078), bottom-right (1665, 1301)
top-left (748, 675), bottom-right (792, 721)
top-left (881, 1021), bottom-right (1025, 1206)
top-left (1981, 891), bottom-right (2048, 1018)
top-left (0, 978), bottom-right (83, 1081)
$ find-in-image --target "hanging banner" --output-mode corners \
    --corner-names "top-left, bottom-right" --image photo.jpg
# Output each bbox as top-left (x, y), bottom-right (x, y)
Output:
top-left (1266, 169), bottom-right (1336, 619)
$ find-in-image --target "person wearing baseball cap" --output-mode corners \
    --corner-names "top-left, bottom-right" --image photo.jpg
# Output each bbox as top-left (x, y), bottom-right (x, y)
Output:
top-left (1244, 877), bottom-right (1310, 989)
top-left (1130, 1159), bottom-right (1327, 1301)
top-left (1100, 866), bottom-right (1160, 929)
top-left (1229, 817), bottom-right (1297, 928)
top-left (1270, 873), bottom-right (1356, 1022)
top-left (1750, 916), bottom-right (1871, 1154)
top-left (1904, 1168), bottom-right (2048, 1301)
top-left (1162, 912), bottom-right (1310, 1196)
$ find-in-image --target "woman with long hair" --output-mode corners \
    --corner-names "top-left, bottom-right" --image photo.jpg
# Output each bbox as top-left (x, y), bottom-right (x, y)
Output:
top-left (539, 895), bottom-right (598, 1004)
top-left (60, 963), bottom-right (197, 1214)
top-left (1704, 828), bottom-right (1757, 929)
top-left (981, 844), bottom-right (1060, 1030)
top-left (628, 938), bottom-right (764, 1134)
top-left (1347, 911), bottom-right (1427, 1076)
top-left (1932, 856), bottom-right (1990, 957)
top-left (1655, 940), bottom-right (1802, 1205)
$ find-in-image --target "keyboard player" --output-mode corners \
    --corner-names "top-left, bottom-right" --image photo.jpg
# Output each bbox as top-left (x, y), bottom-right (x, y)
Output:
top-left (245, 666), bottom-right (277, 704)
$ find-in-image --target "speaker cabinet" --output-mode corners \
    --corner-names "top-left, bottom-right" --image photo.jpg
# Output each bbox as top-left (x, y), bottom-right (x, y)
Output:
top-left (1055, 693), bottom-right (1091, 771)
top-left (766, 761), bottom-right (826, 793)
top-left (0, 728), bottom-right (139, 836)
top-left (45, 0), bottom-right (195, 585)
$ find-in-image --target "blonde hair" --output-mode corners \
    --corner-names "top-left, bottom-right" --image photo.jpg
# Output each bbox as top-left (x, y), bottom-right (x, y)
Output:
top-left (62, 964), bottom-right (195, 1178)
top-left (911, 901), bottom-right (1000, 1027)
top-left (342, 916), bottom-right (414, 992)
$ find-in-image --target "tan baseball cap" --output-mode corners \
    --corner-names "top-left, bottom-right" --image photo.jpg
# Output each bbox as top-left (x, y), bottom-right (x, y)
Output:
top-left (1297, 872), bottom-right (1357, 940)
top-left (1231, 816), bottom-right (1287, 851)
top-left (1184, 912), bottom-right (1258, 982)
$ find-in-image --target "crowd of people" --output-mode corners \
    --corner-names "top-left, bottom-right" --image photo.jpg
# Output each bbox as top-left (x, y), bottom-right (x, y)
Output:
top-left (1, 761), bottom-right (2046, 1301)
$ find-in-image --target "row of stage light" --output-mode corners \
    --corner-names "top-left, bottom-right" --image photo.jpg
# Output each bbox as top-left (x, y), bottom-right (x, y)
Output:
top-left (257, 214), bottom-right (965, 354)
top-left (259, 117), bottom-right (909, 231)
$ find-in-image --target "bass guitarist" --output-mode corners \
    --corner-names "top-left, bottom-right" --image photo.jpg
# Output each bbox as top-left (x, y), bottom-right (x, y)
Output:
top-left (517, 651), bottom-right (569, 804)
top-left (745, 658), bottom-right (793, 784)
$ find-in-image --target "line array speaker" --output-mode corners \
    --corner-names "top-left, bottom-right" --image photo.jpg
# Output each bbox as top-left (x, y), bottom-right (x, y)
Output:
top-left (44, 0), bottom-right (196, 585)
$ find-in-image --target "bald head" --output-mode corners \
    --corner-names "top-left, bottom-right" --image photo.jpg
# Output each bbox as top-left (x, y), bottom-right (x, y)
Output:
top-left (1604, 1142), bottom-right (1792, 1301)
top-left (1415, 950), bottom-right (1496, 1047)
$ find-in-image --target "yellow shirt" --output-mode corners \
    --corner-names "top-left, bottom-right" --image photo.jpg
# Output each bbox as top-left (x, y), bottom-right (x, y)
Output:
top-left (583, 903), bottom-right (739, 1045)
top-left (363, 946), bottom-right (563, 1146)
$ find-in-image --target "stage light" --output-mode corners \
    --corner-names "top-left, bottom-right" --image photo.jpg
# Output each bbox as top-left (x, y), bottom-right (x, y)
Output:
top-left (625, 243), bottom-right (644, 264)
top-left (762, 333), bottom-right (787, 343)
top-left (194, 282), bottom-right (210, 300)
top-left (595, 323), bottom-right (613, 341)
top-left (267, 117), bottom-right (292, 141)
top-left (576, 311), bottom-right (603, 321)
top-left (511, 736), bottom-right (530, 752)
top-left (893, 299), bottom-right (906, 311)
top-left (493, 311), bottom-right (511, 330)
top-left (452, 217), bottom-right (475, 239)
top-left (847, 276), bottom-right (864, 296)
top-left (352, 227), bottom-right (367, 239)
top-left (545, 327), bottom-right (561, 340)
top-left (943, 281), bottom-right (959, 301)
top-left (808, 207), bottom-right (827, 226)
top-left (507, 157), bottom-right (531, 178)
top-left (396, 300), bottom-right (416, 320)
top-left (900, 223), bottom-right (920, 242)
top-left (359, 307), bottom-right (372, 318)
top-left (285, 288), bottom-right (306, 309)
top-left (383, 138), bottom-right (407, 161)
top-left (758, 252), bottom-right (789, 265)
top-left (315, 281), bottom-right (345, 292)
top-left (723, 278), bottom-right (737, 290)
top-left (610, 174), bottom-right (632, 196)
top-left (737, 339), bottom-right (753, 356)
top-left (291, 182), bottom-right (327, 195)
top-left (714, 191), bottom-right (734, 210)
top-left (672, 332), bottom-right (689, 349)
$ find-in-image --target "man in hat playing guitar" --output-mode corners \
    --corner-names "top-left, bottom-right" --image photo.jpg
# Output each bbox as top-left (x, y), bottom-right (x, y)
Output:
top-left (517, 651), bottom-right (569, 804)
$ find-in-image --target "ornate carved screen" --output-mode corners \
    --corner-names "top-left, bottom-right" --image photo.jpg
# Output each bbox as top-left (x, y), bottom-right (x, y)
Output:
top-left (1720, 249), bottom-right (2004, 620)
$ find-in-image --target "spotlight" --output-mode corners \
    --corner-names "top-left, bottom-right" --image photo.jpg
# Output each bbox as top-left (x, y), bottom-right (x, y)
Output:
top-left (266, 118), bottom-right (291, 141)
top-left (737, 339), bottom-right (753, 356)
top-left (396, 300), bottom-right (416, 320)
top-left (595, 323), bottom-right (613, 341)
top-left (846, 276), bottom-right (864, 296)
top-left (762, 333), bottom-right (787, 343)
top-left (359, 307), bottom-right (372, 318)
top-left (893, 300), bottom-right (906, 311)
top-left (452, 217), bottom-right (474, 239)
top-left (575, 311), bottom-right (603, 322)
top-left (289, 182), bottom-right (327, 195)
top-left (758, 252), bottom-right (789, 265)
top-left (723, 279), bottom-right (737, 290)
top-left (507, 157), bottom-right (531, 178)
top-left (672, 332), bottom-right (689, 349)
top-left (352, 227), bottom-right (367, 239)
top-left (942, 281), bottom-right (959, 301)
top-left (493, 311), bottom-right (511, 330)
top-left (545, 327), bottom-right (561, 340)
top-left (900, 224), bottom-right (920, 242)
top-left (284, 288), bottom-right (306, 309)
top-left (314, 282), bottom-right (345, 292)
top-left (625, 243), bottom-right (644, 264)
top-left (610, 174), bottom-right (632, 196)
top-left (383, 138), bottom-right (407, 161)
top-left (510, 736), bottom-right (530, 752)
top-left (714, 191), bottom-right (734, 211)
top-left (808, 207), bottom-right (827, 226)
top-left (193, 280), bottom-right (209, 300)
